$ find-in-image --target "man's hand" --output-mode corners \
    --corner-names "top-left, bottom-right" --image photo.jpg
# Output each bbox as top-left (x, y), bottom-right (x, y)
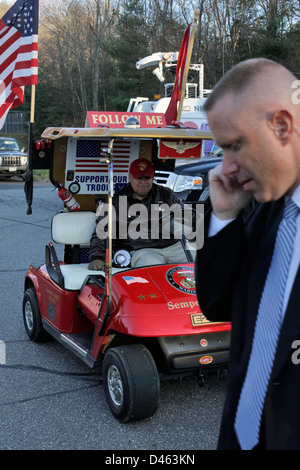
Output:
top-left (88, 259), bottom-right (104, 270)
top-left (209, 165), bottom-right (253, 220)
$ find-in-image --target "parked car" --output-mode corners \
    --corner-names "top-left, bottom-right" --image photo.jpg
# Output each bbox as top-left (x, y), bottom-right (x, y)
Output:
top-left (0, 137), bottom-right (28, 177)
top-left (155, 152), bottom-right (222, 202)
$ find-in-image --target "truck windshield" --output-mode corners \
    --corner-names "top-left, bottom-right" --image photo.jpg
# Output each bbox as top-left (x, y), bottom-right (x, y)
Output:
top-left (0, 140), bottom-right (20, 151)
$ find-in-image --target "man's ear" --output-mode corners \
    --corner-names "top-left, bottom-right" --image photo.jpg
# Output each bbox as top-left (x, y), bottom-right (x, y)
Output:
top-left (267, 110), bottom-right (293, 144)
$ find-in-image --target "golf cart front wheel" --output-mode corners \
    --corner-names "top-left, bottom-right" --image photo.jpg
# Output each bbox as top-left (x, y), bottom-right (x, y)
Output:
top-left (22, 288), bottom-right (49, 342)
top-left (102, 344), bottom-right (160, 423)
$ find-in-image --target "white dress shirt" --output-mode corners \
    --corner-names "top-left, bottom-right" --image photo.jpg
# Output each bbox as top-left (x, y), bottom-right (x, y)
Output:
top-left (208, 184), bottom-right (300, 315)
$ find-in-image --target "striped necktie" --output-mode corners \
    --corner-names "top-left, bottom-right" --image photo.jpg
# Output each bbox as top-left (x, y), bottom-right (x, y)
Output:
top-left (234, 197), bottom-right (299, 449)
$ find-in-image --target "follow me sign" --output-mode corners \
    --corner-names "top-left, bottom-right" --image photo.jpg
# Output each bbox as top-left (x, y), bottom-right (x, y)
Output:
top-left (86, 111), bottom-right (166, 128)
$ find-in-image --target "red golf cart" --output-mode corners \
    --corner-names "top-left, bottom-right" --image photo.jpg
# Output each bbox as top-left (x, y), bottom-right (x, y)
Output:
top-left (23, 123), bottom-right (230, 422)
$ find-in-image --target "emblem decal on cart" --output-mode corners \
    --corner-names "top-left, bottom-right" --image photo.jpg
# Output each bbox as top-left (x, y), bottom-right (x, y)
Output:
top-left (48, 302), bottom-right (55, 321)
top-left (199, 356), bottom-right (213, 365)
top-left (190, 313), bottom-right (210, 326)
top-left (123, 276), bottom-right (149, 285)
top-left (137, 293), bottom-right (158, 301)
top-left (166, 266), bottom-right (196, 295)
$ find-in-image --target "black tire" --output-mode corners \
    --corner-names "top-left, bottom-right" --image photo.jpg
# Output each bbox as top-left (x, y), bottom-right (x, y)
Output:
top-left (22, 288), bottom-right (49, 342)
top-left (102, 344), bottom-right (160, 423)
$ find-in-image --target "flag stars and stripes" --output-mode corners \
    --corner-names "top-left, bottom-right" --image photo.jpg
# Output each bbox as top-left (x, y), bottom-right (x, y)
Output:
top-left (0, 0), bottom-right (38, 129)
top-left (75, 139), bottom-right (132, 173)
top-left (6, 1), bottom-right (35, 36)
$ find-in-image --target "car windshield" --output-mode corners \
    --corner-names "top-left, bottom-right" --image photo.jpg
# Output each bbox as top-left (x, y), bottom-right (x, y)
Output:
top-left (0, 140), bottom-right (20, 151)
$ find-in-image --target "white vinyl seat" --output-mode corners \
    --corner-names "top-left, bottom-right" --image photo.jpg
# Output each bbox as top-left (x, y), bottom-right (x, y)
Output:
top-left (47, 211), bottom-right (100, 290)
top-left (51, 211), bottom-right (97, 246)
top-left (59, 263), bottom-right (126, 290)
top-left (48, 211), bottom-right (126, 290)
top-left (59, 263), bottom-right (104, 290)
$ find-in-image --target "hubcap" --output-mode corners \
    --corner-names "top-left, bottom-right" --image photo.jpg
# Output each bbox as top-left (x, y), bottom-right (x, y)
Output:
top-left (107, 365), bottom-right (123, 406)
top-left (24, 300), bottom-right (34, 331)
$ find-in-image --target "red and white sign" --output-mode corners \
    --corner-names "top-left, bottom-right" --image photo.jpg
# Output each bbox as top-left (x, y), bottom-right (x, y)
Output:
top-left (86, 111), bottom-right (166, 128)
top-left (159, 138), bottom-right (202, 159)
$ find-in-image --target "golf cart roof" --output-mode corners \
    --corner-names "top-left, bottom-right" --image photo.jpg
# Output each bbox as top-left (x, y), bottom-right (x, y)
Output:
top-left (41, 126), bottom-right (213, 141)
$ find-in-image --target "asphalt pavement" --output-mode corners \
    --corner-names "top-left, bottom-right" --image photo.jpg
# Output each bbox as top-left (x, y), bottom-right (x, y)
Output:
top-left (0, 177), bottom-right (227, 452)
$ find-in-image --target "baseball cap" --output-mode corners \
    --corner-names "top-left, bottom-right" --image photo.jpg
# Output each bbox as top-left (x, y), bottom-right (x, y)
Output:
top-left (129, 158), bottom-right (154, 179)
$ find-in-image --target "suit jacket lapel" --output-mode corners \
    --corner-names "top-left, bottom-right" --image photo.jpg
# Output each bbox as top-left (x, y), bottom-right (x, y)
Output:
top-left (272, 264), bottom-right (300, 380)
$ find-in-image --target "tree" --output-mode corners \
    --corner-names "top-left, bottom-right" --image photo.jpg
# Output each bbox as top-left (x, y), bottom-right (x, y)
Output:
top-left (85, 0), bottom-right (120, 110)
top-left (6, 0), bottom-right (300, 136)
top-left (106, 0), bottom-right (155, 110)
top-left (34, 0), bottom-right (120, 133)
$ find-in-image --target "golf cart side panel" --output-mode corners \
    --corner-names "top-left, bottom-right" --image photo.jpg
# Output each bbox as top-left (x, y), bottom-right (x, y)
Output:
top-left (26, 265), bottom-right (94, 335)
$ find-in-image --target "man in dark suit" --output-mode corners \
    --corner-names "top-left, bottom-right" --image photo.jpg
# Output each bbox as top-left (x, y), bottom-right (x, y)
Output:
top-left (195, 58), bottom-right (300, 449)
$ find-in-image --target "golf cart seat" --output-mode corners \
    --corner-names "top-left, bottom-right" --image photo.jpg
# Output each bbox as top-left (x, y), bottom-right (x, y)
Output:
top-left (46, 211), bottom-right (103, 290)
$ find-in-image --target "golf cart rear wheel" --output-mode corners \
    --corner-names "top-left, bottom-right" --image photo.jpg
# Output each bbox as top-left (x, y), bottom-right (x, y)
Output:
top-left (103, 344), bottom-right (160, 423)
top-left (22, 288), bottom-right (49, 342)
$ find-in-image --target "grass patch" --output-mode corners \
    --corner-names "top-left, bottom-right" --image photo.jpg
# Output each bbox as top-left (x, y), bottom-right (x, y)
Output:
top-left (33, 169), bottom-right (50, 182)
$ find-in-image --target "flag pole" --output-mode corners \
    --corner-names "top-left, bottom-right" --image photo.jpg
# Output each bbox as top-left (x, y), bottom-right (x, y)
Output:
top-left (29, 83), bottom-right (36, 145)
top-left (176, 9), bottom-right (199, 122)
top-left (29, 84), bottom-right (35, 161)
top-left (30, 84), bottom-right (36, 124)
top-left (25, 84), bottom-right (35, 215)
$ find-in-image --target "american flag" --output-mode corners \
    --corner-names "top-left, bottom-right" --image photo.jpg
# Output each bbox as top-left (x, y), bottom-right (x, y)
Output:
top-left (75, 139), bottom-right (132, 173)
top-left (123, 276), bottom-right (149, 285)
top-left (0, 0), bottom-right (38, 129)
